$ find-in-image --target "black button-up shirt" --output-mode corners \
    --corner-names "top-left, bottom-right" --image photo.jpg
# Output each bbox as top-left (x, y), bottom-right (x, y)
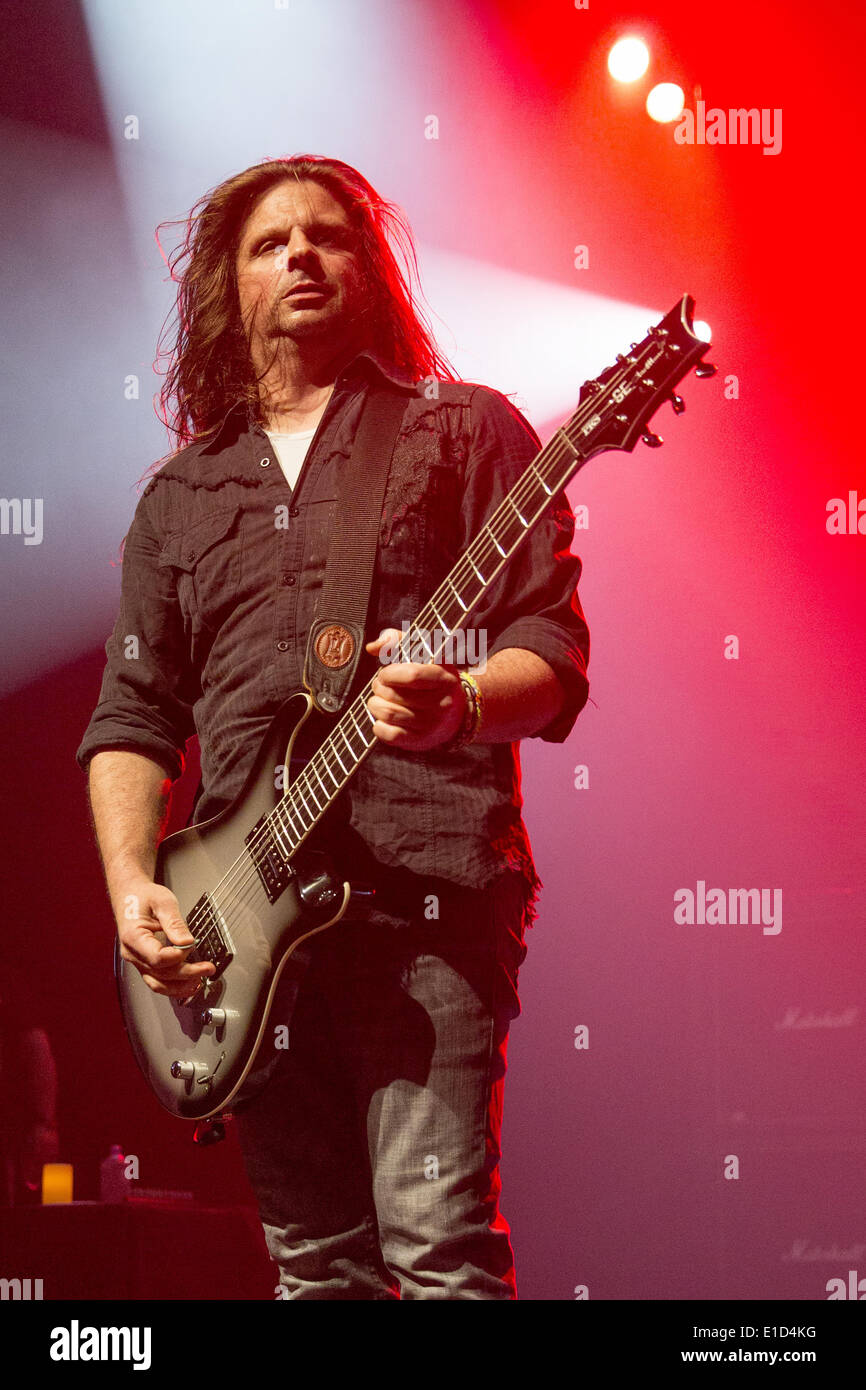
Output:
top-left (76, 352), bottom-right (590, 925)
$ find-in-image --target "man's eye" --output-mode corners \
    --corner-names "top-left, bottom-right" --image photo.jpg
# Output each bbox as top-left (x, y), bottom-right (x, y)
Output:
top-left (316, 230), bottom-right (351, 248)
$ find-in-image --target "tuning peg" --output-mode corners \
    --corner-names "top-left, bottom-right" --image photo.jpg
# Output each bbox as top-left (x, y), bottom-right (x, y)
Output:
top-left (695, 361), bottom-right (716, 378)
top-left (641, 432), bottom-right (663, 448)
top-left (669, 393), bottom-right (685, 414)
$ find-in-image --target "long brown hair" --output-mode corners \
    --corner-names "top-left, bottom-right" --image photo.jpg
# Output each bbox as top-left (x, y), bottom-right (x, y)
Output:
top-left (155, 155), bottom-right (457, 447)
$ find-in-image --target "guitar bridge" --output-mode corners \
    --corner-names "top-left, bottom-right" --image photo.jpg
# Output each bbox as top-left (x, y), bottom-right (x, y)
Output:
top-left (246, 816), bottom-right (293, 904)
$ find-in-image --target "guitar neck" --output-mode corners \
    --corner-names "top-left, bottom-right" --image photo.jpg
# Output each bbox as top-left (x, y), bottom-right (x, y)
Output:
top-left (269, 415), bottom-right (591, 858)
top-left (265, 294), bottom-right (711, 860)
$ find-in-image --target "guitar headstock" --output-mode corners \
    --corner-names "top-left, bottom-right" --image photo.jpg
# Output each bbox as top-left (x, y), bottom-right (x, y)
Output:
top-left (567, 295), bottom-right (715, 459)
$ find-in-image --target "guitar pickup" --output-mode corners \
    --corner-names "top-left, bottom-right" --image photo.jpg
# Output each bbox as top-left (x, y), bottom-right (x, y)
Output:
top-left (186, 894), bottom-right (233, 977)
top-left (246, 816), bottom-right (292, 904)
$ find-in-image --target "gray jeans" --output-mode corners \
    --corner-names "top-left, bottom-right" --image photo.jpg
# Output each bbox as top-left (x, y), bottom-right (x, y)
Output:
top-left (235, 868), bottom-right (528, 1300)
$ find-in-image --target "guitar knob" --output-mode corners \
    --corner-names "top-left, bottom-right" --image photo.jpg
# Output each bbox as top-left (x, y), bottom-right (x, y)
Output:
top-left (170, 1060), bottom-right (205, 1081)
top-left (200, 1008), bottom-right (226, 1027)
top-left (641, 432), bottom-right (663, 448)
top-left (670, 394), bottom-right (685, 414)
top-left (695, 361), bottom-right (716, 378)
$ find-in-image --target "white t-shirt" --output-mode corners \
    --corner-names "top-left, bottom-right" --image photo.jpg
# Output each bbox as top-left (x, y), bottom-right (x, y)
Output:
top-left (264, 427), bottom-right (317, 491)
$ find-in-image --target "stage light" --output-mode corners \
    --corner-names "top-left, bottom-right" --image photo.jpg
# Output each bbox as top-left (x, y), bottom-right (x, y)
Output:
top-left (646, 83), bottom-right (685, 123)
top-left (607, 38), bottom-right (650, 83)
top-left (422, 248), bottom-right (659, 429)
top-left (694, 320), bottom-right (712, 342)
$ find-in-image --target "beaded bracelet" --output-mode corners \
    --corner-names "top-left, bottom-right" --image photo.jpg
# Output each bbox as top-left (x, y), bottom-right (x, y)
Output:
top-left (443, 672), bottom-right (484, 751)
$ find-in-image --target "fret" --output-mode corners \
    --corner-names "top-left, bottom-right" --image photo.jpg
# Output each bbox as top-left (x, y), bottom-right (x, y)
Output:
top-left (340, 734), bottom-right (360, 764)
top-left (508, 496), bottom-right (529, 527)
top-left (282, 800), bottom-right (304, 840)
top-left (301, 775), bottom-right (325, 813)
top-left (467, 553), bottom-right (487, 584)
top-left (338, 726), bottom-right (359, 768)
top-left (284, 806), bottom-right (303, 852)
top-left (555, 425), bottom-right (581, 460)
top-left (485, 523), bottom-right (507, 558)
top-left (312, 764), bottom-right (330, 800)
top-left (271, 817), bottom-right (291, 858)
top-left (319, 752), bottom-right (341, 788)
top-left (330, 741), bottom-right (349, 776)
top-left (270, 807), bottom-right (292, 854)
top-left (349, 707), bottom-right (371, 745)
top-left (530, 460), bottom-right (553, 495)
top-left (292, 781), bottom-right (316, 822)
top-left (447, 577), bottom-right (469, 611)
top-left (429, 602), bottom-right (451, 635)
top-left (278, 800), bottom-right (301, 851)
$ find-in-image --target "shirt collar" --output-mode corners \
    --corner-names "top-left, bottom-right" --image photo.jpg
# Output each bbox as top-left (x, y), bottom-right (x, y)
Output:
top-left (198, 348), bottom-right (415, 455)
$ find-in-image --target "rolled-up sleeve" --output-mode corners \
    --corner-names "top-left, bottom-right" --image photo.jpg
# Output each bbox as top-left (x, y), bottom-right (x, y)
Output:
top-left (75, 488), bottom-right (198, 780)
top-left (460, 385), bottom-right (590, 743)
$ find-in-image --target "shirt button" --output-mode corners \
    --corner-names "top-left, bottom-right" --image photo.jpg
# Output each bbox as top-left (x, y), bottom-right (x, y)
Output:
top-left (275, 640), bottom-right (290, 652)
top-left (186, 551), bottom-right (196, 562)
top-left (281, 573), bottom-right (296, 586)
top-left (260, 457), bottom-right (271, 468)
top-left (289, 506), bottom-right (300, 517)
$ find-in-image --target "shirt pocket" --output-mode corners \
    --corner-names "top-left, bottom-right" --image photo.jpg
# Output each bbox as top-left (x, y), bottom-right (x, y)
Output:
top-left (158, 504), bottom-right (242, 634)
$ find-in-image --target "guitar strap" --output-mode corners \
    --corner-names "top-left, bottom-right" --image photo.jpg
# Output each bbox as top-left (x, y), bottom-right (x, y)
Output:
top-left (302, 382), bottom-right (411, 714)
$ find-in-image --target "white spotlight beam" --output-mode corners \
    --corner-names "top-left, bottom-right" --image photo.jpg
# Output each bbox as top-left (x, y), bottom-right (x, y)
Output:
top-left (418, 248), bottom-right (660, 431)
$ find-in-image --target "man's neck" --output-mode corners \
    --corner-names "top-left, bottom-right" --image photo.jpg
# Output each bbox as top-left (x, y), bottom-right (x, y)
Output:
top-left (262, 383), bottom-right (335, 434)
top-left (254, 335), bottom-right (364, 433)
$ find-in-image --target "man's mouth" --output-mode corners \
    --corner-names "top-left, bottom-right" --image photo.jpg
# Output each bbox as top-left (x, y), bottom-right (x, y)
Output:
top-left (284, 284), bottom-right (329, 301)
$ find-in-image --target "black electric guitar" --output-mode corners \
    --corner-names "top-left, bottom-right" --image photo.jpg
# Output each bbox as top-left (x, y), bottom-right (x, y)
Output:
top-left (115, 294), bottom-right (715, 1125)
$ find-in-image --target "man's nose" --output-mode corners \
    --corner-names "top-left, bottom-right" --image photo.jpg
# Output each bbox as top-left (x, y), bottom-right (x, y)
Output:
top-left (284, 227), bottom-right (319, 266)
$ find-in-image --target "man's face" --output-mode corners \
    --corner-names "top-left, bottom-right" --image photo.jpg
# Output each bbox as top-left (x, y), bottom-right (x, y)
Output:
top-left (234, 178), bottom-right (365, 351)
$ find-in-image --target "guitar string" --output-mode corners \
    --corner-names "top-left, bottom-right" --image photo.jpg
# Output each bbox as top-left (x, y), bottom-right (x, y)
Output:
top-left (184, 332), bottom-right (679, 954)
top-left (239, 331), bottom-right (682, 869)
top-left (181, 331), bottom-right (686, 954)
top-left (185, 332), bottom-right (683, 959)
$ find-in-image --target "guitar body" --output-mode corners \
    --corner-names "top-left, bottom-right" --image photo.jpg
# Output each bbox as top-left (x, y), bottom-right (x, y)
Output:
top-left (114, 691), bottom-right (352, 1120)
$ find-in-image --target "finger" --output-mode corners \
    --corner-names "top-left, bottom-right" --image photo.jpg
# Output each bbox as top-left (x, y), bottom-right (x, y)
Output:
top-left (121, 923), bottom-right (194, 969)
top-left (120, 924), bottom-right (178, 969)
top-left (367, 701), bottom-right (416, 729)
top-left (369, 718), bottom-right (411, 745)
top-left (159, 918), bottom-right (196, 949)
top-left (371, 673), bottom-right (452, 701)
top-left (134, 952), bottom-right (215, 982)
top-left (365, 627), bottom-right (403, 659)
top-left (148, 895), bottom-right (196, 948)
top-left (374, 663), bottom-right (459, 688)
top-left (120, 929), bottom-right (214, 976)
top-left (368, 691), bottom-right (459, 729)
top-left (138, 970), bottom-right (207, 999)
